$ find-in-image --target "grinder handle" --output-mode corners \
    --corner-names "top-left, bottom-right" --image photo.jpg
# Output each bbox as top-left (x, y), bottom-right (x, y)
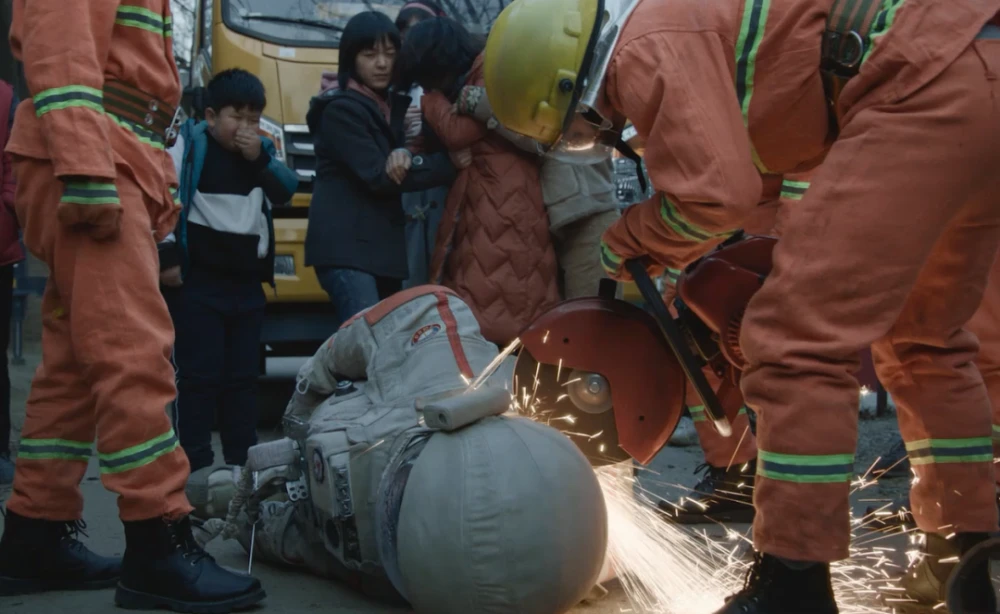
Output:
top-left (624, 260), bottom-right (733, 437)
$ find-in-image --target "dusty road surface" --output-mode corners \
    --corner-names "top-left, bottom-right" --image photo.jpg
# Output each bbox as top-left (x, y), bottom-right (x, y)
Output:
top-left (1, 295), bottom-right (915, 614)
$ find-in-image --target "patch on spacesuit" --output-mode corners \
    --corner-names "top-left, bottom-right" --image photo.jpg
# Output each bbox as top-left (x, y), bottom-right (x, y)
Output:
top-left (312, 449), bottom-right (325, 484)
top-left (411, 323), bottom-right (442, 346)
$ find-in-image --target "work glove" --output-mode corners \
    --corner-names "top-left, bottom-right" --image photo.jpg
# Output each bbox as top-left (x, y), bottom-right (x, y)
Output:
top-left (57, 177), bottom-right (122, 241)
top-left (600, 219), bottom-right (665, 283)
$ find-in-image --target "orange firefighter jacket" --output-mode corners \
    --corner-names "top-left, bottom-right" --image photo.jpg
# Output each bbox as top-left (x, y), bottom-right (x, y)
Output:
top-left (601, 0), bottom-right (1000, 275)
top-left (6, 0), bottom-right (183, 240)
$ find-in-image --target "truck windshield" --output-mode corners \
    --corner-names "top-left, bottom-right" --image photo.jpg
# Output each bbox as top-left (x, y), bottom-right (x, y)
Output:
top-left (223, 0), bottom-right (513, 47)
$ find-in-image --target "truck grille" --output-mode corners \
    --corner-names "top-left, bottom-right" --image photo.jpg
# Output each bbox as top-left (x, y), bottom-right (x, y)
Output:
top-left (284, 125), bottom-right (315, 195)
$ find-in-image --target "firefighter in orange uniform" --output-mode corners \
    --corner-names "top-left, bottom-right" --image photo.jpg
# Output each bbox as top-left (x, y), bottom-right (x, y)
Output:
top-left (0, 1), bottom-right (266, 611)
top-left (483, 0), bottom-right (1000, 612)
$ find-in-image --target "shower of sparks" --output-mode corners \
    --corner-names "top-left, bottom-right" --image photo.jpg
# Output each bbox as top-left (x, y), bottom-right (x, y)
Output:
top-left (616, 459), bottom-right (918, 614)
top-left (480, 339), bottom-right (930, 613)
top-left (467, 338), bottom-right (521, 391)
top-left (596, 463), bottom-right (732, 613)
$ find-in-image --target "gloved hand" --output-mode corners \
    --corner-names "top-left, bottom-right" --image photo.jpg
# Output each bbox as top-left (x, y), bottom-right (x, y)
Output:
top-left (57, 177), bottom-right (123, 241)
top-left (600, 209), bottom-right (665, 282)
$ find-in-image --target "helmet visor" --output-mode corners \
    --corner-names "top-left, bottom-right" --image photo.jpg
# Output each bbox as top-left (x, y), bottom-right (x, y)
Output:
top-left (544, 107), bottom-right (621, 164)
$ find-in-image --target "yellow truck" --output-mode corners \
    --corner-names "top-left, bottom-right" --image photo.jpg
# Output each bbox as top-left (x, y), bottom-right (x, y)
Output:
top-left (189, 0), bottom-right (513, 362)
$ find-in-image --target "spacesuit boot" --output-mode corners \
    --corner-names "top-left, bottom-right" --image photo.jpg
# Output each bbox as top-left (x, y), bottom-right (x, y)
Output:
top-left (891, 532), bottom-right (995, 614)
top-left (711, 553), bottom-right (838, 614)
top-left (0, 509), bottom-right (122, 596)
top-left (659, 459), bottom-right (756, 524)
top-left (115, 515), bottom-right (267, 613)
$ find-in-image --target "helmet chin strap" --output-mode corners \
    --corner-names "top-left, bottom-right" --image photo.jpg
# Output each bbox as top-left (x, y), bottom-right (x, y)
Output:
top-left (614, 138), bottom-right (647, 194)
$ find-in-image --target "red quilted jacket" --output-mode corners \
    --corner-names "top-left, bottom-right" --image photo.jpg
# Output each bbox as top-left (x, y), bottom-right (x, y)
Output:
top-left (0, 81), bottom-right (23, 267)
top-left (424, 55), bottom-right (559, 346)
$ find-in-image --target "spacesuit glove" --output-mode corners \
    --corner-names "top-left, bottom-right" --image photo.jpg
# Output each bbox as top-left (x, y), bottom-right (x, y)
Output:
top-left (57, 177), bottom-right (123, 241)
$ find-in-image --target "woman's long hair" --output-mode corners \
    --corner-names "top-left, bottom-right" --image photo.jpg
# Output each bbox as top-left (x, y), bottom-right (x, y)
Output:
top-left (394, 0), bottom-right (447, 31)
top-left (338, 11), bottom-right (402, 91)
top-left (395, 17), bottom-right (485, 95)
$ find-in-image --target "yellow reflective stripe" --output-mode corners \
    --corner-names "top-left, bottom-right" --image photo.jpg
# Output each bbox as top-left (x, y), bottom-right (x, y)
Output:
top-left (735, 0), bottom-right (772, 173)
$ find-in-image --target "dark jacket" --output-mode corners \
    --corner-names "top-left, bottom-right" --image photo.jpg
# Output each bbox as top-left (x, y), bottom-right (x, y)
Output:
top-left (159, 119), bottom-right (299, 286)
top-left (304, 88), bottom-right (455, 279)
top-left (0, 82), bottom-right (23, 267)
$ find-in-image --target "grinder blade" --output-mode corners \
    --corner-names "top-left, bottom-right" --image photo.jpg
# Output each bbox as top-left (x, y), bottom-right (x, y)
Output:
top-left (512, 348), bottom-right (631, 466)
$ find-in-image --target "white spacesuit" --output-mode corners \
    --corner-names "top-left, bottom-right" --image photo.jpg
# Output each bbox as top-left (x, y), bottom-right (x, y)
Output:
top-left (194, 285), bottom-right (609, 614)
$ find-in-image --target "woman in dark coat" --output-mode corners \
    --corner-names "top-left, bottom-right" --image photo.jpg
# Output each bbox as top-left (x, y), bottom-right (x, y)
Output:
top-left (305, 11), bottom-right (455, 326)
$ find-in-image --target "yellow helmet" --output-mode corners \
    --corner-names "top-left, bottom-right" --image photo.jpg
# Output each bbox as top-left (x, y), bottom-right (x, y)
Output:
top-left (484, 0), bottom-right (639, 162)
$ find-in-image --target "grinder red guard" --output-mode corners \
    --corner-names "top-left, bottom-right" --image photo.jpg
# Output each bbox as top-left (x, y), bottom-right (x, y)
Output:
top-left (514, 232), bottom-right (778, 466)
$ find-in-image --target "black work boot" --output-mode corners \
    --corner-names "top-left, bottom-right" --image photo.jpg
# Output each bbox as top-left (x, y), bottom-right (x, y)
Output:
top-left (0, 508), bottom-right (122, 595)
top-left (115, 515), bottom-right (266, 613)
top-left (889, 532), bottom-right (995, 614)
top-left (870, 436), bottom-right (911, 479)
top-left (658, 459), bottom-right (756, 524)
top-left (711, 552), bottom-right (839, 614)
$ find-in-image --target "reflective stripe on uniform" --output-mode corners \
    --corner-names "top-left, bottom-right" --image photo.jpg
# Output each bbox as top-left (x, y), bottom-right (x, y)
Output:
top-left (109, 113), bottom-right (167, 150)
top-left (757, 449), bottom-right (854, 483)
top-left (61, 182), bottom-right (121, 206)
top-left (600, 241), bottom-right (623, 273)
top-left (780, 179), bottom-right (810, 201)
top-left (116, 5), bottom-right (170, 37)
top-left (665, 267), bottom-right (682, 286)
top-left (18, 437), bottom-right (92, 462)
top-left (905, 437), bottom-right (992, 466)
top-left (861, 0), bottom-right (906, 65)
top-left (690, 405), bottom-right (747, 423)
top-left (735, 0), bottom-right (773, 173)
top-left (660, 195), bottom-right (738, 243)
top-left (98, 429), bottom-right (180, 475)
top-left (34, 85), bottom-right (103, 117)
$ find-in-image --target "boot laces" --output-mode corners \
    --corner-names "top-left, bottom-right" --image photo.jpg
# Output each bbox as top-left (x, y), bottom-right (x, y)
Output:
top-left (692, 463), bottom-right (729, 493)
top-left (58, 519), bottom-right (89, 552)
top-left (168, 520), bottom-right (212, 565)
top-left (734, 552), bottom-right (774, 606)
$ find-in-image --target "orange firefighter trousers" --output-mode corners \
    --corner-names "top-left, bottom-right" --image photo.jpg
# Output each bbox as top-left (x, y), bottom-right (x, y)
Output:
top-left (7, 158), bottom-right (192, 522)
top-left (740, 40), bottom-right (1000, 562)
top-left (970, 259), bottom-right (1000, 460)
top-left (683, 202), bottom-right (785, 468)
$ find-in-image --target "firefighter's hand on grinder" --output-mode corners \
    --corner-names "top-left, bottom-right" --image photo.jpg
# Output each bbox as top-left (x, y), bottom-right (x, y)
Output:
top-left (600, 225), bottom-right (664, 283)
top-left (57, 176), bottom-right (123, 241)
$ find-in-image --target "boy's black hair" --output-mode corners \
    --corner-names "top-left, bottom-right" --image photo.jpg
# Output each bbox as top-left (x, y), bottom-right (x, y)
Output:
top-left (395, 17), bottom-right (484, 95)
top-left (206, 68), bottom-right (267, 113)
top-left (394, 1), bottom-right (446, 31)
top-left (338, 11), bottom-right (402, 91)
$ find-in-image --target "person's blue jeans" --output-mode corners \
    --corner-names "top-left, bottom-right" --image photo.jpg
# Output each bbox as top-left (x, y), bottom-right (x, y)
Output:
top-left (164, 270), bottom-right (265, 472)
top-left (315, 267), bottom-right (402, 328)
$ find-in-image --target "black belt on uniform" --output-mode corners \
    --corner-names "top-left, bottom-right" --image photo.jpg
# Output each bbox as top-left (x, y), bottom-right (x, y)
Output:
top-left (103, 80), bottom-right (183, 147)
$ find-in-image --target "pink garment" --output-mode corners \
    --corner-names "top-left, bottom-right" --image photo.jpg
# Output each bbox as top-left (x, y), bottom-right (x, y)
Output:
top-left (346, 79), bottom-right (391, 123)
top-left (319, 71), bottom-right (339, 94)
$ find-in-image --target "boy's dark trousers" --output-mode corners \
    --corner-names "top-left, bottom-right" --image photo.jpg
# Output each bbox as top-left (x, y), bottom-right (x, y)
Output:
top-left (165, 269), bottom-right (265, 473)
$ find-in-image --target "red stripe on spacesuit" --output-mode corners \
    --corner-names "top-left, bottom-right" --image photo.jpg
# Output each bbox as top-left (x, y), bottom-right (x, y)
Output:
top-left (434, 291), bottom-right (475, 378)
top-left (363, 285), bottom-right (459, 326)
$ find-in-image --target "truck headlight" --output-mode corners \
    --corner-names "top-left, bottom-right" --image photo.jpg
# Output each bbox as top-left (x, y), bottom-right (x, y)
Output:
top-left (274, 255), bottom-right (295, 277)
top-left (258, 117), bottom-right (286, 162)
